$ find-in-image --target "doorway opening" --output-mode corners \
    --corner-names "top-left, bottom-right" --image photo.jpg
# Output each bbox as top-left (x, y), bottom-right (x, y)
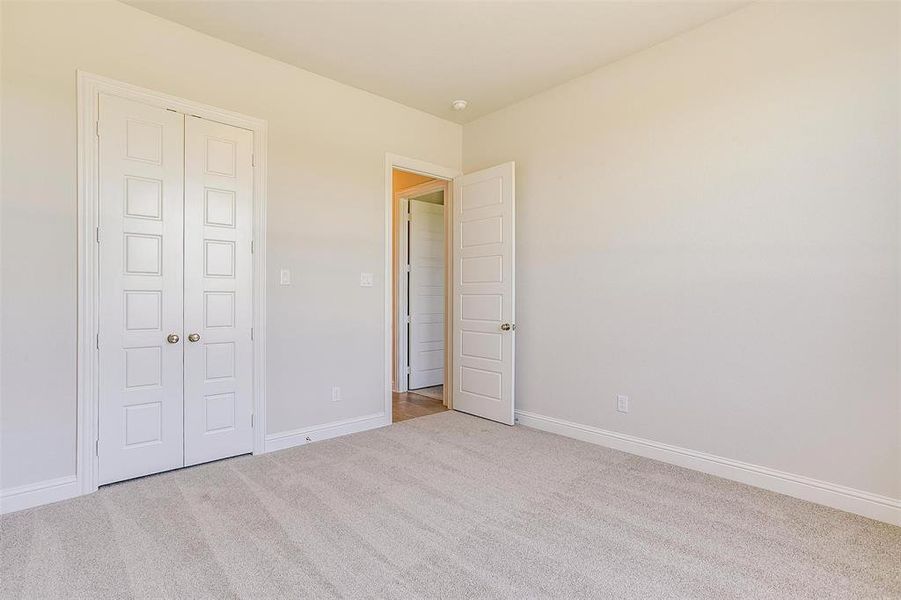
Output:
top-left (392, 168), bottom-right (450, 422)
top-left (386, 156), bottom-right (514, 426)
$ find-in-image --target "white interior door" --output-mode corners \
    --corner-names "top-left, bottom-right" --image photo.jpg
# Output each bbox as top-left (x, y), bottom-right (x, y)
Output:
top-left (98, 94), bottom-right (185, 485)
top-left (408, 198), bottom-right (445, 389)
top-left (452, 163), bottom-right (515, 425)
top-left (183, 116), bottom-right (254, 466)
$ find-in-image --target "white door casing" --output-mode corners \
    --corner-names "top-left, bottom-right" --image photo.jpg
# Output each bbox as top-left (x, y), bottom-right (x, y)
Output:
top-left (184, 116), bottom-right (255, 466)
top-left (408, 199), bottom-right (445, 389)
top-left (452, 162), bottom-right (515, 425)
top-left (97, 94), bottom-right (186, 485)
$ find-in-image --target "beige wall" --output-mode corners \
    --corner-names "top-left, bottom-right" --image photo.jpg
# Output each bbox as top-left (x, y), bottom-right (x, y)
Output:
top-left (2, 0), bottom-right (898, 504)
top-left (0, 0), bottom-right (461, 490)
top-left (463, 2), bottom-right (900, 498)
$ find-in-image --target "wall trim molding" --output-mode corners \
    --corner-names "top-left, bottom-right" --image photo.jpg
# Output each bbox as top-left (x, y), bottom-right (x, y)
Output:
top-left (264, 412), bottom-right (389, 453)
top-left (2, 412), bottom-right (388, 514)
top-left (0, 476), bottom-right (80, 515)
top-left (515, 410), bottom-right (901, 526)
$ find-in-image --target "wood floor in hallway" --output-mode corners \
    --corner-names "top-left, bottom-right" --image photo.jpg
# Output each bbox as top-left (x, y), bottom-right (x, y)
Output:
top-left (392, 386), bottom-right (446, 422)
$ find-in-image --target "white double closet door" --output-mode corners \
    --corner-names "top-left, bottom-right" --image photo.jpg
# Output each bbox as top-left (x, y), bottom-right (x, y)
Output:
top-left (97, 94), bottom-right (254, 485)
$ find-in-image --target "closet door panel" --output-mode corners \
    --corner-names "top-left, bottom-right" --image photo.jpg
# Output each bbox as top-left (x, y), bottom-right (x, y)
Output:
top-left (97, 94), bottom-right (185, 485)
top-left (183, 116), bottom-right (254, 466)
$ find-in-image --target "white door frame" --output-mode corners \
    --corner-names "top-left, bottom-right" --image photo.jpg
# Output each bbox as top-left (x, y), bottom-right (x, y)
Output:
top-left (77, 71), bottom-right (268, 495)
top-left (394, 178), bottom-right (449, 394)
top-left (384, 154), bottom-right (460, 416)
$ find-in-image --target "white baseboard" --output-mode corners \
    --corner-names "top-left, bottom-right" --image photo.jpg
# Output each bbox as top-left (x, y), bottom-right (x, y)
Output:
top-left (0, 413), bottom-right (390, 514)
top-left (0, 475), bottom-right (81, 515)
top-left (264, 412), bottom-right (389, 453)
top-left (515, 410), bottom-right (900, 526)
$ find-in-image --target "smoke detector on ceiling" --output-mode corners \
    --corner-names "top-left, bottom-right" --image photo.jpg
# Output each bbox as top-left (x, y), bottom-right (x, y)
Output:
top-left (451, 99), bottom-right (468, 111)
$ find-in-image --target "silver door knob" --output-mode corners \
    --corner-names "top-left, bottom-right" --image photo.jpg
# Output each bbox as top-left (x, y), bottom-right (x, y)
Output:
top-left (500, 323), bottom-right (514, 331)
top-left (167, 334), bottom-right (180, 344)
top-left (188, 333), bottom-right (201, 343)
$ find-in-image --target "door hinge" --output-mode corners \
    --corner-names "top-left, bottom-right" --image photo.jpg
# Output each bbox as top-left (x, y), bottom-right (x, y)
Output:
top-left (95, 120), bottom-right (101, 137)
top-left (95, 439), bottom-right (99, 456)
top-left (96, 333), bottom-right (100, 350)
top-left (405, 366), bottom-right (411, 375)
top-left (95, 227), bottom-right (101, 244)
top-left (250, 240), bottom-right (254, 254)
top-left (251, 413), bottom-right (254, 428)
top-left (405, 315), bottom-right (411, 324)
top-left (251, 153), bottom-right (255, 167)
top-left (404, 264), bottom-right (411, 273)
top-left (250, 327), bottom-right (254, 341)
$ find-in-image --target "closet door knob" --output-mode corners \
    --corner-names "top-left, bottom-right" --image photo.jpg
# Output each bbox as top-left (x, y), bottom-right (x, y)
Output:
top-left (188, 333), bottom-right (201, 343)
top-left (500, 323), bottom-right (514, 332)
top-left (167, 334), bottom-right (180, 344)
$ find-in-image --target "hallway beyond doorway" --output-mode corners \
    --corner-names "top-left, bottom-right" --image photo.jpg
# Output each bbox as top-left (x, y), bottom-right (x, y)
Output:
top-left (392, 386), bottom-right (446, 422)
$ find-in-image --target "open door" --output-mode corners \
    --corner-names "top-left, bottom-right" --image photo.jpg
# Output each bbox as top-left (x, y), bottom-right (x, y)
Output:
top-left (452, 162), bottom-right (515, 425)
top-left (408, 199), bottom-right (446, 390)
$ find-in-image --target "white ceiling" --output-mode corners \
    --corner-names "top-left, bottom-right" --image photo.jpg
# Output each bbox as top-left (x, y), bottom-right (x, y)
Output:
top-left (126, 1), bottom-right (746, 124)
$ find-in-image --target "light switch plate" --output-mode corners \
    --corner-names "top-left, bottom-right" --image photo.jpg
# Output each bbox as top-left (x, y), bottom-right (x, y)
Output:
top-left (617, 394), bottom-right (630, 413)
top-left (280, 269), bottom-right (291, 286)
top-left (360, 272), bottom-right (374, 287)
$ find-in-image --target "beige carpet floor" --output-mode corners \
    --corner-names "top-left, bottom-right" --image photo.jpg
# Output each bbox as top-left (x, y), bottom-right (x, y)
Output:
top-left (1, 411), bottom-right (899, 599)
